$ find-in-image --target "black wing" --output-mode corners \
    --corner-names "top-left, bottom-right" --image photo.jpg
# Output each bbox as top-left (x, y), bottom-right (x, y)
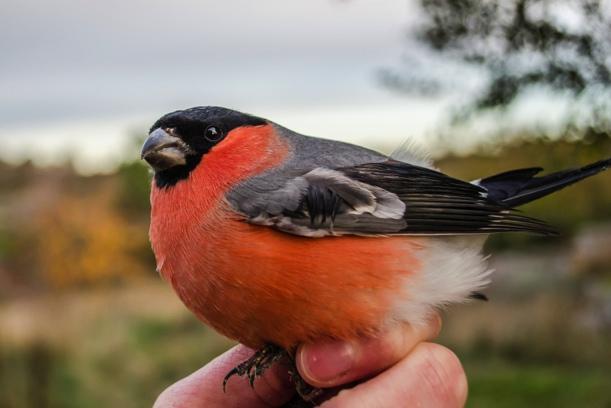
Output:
top-left (339, 161), bottom-right (555, 235)
top-left (243, 160), bottom-right (556, 237)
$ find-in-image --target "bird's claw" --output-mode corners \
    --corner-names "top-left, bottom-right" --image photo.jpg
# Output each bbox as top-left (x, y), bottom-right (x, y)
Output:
top-left (223, 344), bottom-right (287, 391)
top-left (288, 368), bottom-right (324, 403)
top-left (223, 344), bottom-right (323, 406)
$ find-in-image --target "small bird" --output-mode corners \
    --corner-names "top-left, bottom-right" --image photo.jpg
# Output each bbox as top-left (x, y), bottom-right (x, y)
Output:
top-left (141, 106), bottom-right (610, 401)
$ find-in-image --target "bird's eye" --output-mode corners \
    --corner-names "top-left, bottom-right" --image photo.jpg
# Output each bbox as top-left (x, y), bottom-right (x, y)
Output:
top-left (204, 126), bottom-right (224, 142)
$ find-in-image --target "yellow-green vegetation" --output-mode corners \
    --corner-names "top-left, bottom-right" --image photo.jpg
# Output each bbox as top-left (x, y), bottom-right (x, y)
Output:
top-left (0, 283), bottom-right (232, 408)
top-left (1, 282), bottom-right (609, 408)
top-left (465, 358), bottom-right (611, 407)
top-left (0, 131), bottom-right (609, 407)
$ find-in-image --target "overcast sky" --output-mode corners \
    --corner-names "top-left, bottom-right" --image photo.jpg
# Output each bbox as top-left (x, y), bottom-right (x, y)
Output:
top-left (0, 0), bottom-right (574, 172)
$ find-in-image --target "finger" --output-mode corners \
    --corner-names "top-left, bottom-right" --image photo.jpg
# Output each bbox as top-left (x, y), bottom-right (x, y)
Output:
top-left (320, 343), bottom-right (468, 408)
top-left (296, 313), bottom-right (442, 388)
top-left (153, 345), bottom-right (295, 408)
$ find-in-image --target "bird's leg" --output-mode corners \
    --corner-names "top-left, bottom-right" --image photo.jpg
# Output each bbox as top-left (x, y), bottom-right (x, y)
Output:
top-left (286, 364), bottom-right (324, 403)
top-left (223, 344), bottom-right (288, 390)
top-left (223, 344), bottom-right (325, 406)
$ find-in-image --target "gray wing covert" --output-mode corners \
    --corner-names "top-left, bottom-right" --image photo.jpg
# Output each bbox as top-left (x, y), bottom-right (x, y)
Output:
top-left (238, 167), bottom-right (408, 237)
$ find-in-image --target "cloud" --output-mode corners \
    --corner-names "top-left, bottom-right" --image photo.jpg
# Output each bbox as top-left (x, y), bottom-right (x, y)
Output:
top-left (0, 0), bottom-right (409, 126)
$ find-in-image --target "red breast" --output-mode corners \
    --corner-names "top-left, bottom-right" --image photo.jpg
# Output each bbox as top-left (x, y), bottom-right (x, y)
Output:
top-left (150, 125), bottom-right (423, 349)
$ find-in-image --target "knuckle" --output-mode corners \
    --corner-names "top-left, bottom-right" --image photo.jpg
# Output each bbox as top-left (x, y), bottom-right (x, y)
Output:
top-left (373, 326), bottom-right (417, 369)
top-left (380, 323), bottom-right (420, 358)
top-left (379, 325), bottom-right (409, 359)
top-left (417, 344), bottom-right (467, 407)
top-left (429, 313), bottom-right (443, 338)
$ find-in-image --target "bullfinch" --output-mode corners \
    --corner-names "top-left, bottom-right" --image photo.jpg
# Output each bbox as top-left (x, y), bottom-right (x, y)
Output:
top-left (141, 106), bottom-right (610, 403)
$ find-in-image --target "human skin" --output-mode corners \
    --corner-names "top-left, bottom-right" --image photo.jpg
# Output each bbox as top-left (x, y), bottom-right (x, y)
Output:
top-left (153, 314), bottom-right (467, 407)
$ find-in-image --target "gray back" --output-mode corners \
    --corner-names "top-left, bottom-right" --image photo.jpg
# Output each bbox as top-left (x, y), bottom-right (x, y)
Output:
top-left (227, 124), bottom-right (387, 216)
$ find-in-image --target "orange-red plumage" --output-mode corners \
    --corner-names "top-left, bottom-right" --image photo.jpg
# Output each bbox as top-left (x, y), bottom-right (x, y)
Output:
top-left (143, 106), bottom-right (611, 398)
top-left (150, 124), bottom-right (423, 349)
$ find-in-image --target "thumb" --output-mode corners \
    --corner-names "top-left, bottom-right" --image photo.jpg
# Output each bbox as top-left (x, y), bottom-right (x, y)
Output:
top-left (321, 343), bottom-right (468, 408)
top-left (296, 314), bottom-right (442, 388)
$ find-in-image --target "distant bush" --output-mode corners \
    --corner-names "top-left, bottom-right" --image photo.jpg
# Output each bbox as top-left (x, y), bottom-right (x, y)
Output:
top-left (116, 161), bottom-right (152, 219)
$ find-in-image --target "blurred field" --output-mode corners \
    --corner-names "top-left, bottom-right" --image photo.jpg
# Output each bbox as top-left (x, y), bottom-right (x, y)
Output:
top-left (0, 281), bottom-right (232, 408)
top-left (0, 133), bottom-right (610, 407)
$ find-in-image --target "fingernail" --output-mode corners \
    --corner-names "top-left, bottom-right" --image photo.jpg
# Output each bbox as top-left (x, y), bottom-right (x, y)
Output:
top-left (300, 341), bottom-right (356, 384)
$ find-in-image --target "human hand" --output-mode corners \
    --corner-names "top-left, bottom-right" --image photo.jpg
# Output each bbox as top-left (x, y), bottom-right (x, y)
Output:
top-left (153, 314), bottom-right (467, 407)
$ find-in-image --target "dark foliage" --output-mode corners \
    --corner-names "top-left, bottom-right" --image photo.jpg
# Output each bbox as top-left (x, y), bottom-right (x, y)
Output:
top-left (386, 0), bottom-right (611, 113)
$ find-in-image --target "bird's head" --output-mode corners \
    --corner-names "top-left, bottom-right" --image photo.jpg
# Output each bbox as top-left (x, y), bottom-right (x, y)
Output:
top-left (142, 106), bottom-right (268, 188)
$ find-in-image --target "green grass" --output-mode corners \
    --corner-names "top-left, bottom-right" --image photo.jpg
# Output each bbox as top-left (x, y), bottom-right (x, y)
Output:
top-left (0, 318), bottom-right (233, 408)
top-left (4, 334), bottom-right (610, 407)
top-left (464, 357), bottom-right (611, 407)
top-left (1, 282), bottom-right (610, 407)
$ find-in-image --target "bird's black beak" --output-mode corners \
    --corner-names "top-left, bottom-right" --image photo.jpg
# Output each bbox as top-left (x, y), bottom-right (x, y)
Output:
top-left (141, 128), bottom-right (188, 171)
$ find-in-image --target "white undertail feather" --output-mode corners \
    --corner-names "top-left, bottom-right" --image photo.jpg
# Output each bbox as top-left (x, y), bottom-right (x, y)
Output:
top-left (386, 138), bottom-right (496, 326)
top-left (390, 236), bottom-right (492, 327)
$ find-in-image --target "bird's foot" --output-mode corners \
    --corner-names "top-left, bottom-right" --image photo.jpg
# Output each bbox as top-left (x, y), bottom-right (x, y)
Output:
top-left (288, 368), bottom-right (324, 403)
top-left (223, 344), bottom-right (325, 406)
top-left (223, 344), bottom-right (288, 390)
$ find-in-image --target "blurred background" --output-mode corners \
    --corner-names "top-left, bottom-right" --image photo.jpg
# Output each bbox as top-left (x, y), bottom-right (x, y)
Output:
top-left (1, 0), bottom-right (610, 407)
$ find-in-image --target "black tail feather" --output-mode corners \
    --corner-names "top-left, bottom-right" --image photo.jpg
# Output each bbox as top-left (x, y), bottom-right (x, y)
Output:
top-left (479, 158), bottom-right (611, 207)
top-left (469, 292), bottom-right (489, 301)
